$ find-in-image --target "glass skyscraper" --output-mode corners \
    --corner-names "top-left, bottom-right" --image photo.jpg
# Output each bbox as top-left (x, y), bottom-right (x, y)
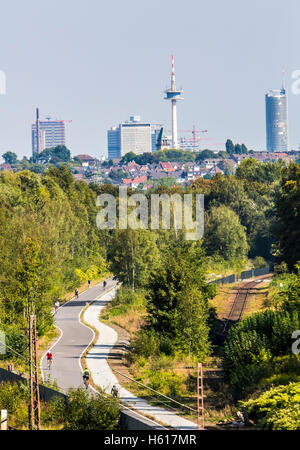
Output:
top-left (265, 88), bottom-right (288, 152)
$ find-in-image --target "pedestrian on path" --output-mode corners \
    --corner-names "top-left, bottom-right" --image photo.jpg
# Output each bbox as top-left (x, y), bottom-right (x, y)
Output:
top-left (88, 279), bottom-right (91, 288)
top-left (111, 384), bottom-right (119, 399)
top-left (75, 288), bottom-right (79, 299)
top-left (54, 301), bottom-right (60, 312)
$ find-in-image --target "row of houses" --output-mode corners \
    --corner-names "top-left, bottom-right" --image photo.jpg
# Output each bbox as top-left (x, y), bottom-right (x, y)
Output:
top-left (1, 151), bottom-right (297, 187)
top-left (63, 151), bottom-right (299, 186)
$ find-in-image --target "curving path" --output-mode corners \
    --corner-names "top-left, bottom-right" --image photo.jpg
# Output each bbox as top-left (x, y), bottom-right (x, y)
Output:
top-left (84, 289), bottom-right (198, 430)
top-left (41, 278), bottom-right (117, 393)
top-left (41, 279), bottom-right (197, 429)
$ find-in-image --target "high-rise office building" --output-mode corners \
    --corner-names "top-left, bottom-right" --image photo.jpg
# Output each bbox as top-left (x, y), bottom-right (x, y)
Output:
top-left (265, 88), bottom-right (288, 152)
top-left (107, 116), bottom-right (163, 159)
top-left (32, 108), bottom-right (66, 155)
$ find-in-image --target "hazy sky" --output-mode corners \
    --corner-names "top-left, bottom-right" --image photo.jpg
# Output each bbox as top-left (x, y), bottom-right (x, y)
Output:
top-left (0, 0), bottom-right (299, 159)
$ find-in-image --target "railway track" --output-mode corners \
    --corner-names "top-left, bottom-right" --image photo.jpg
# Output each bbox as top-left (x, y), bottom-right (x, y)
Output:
top-left (222, 279), bottom-right (261, 334)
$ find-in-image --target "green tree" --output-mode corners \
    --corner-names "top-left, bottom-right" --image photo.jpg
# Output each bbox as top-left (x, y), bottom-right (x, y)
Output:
top-left (38, 145), bottom-right (71, 164)
top-left (225, 139), bottom-right (235, 156)
top-left (2, 151), bottom-right (18, 165)
top-left (236, 158), bottom-right (283, 184)
top-left (277, 264), bottom-right (300, 314)
top-left (274, 162), bottom-right (300, 271)
top-left (146, 242), bottom-right (215, 358)
top-left (204, 205), bottom-right (249, 261)
top-left (195, 149), bottom-right (216, 162)
top-left (107, 228), bottom-right (160, 290)
top-left (120, 152), bottom-right (137, 164)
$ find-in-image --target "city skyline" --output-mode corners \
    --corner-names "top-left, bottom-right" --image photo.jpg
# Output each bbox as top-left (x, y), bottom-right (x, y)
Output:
top-left (0, 0), bottom-right (298, 159)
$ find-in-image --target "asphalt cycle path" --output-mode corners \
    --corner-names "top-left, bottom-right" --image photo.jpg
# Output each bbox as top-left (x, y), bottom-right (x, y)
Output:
top-left (41, 278), bottom-right (117, 393)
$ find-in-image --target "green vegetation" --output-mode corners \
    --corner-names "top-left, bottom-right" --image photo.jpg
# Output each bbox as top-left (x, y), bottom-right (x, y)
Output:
top-left (204, 205), bottom-right (249, 263)
top-left (120, 149), bottom-right (195, 165)
top-left (242, 383), bottom-right (300, 430)
top-left (46, 388), bottom-right (120, 430)
top-left (107, 228), bottom-right (160, 290)
top-left (2, 151), bottom-right (18, 165)
top-left (225, 139), bottom-right (249, 155)
top-left (33, 145), bottom-right (71, 164)
top-left (273, 162), bottom-right (300, 271)
top-left (0, 383), bottom-right (120, 430)
top-left (0, 167), bottom-right (108, 339)
top-left (236, 158), bottom-right (283, 184)
top-left (223, 310), bottom-right (300, 388)
top-left (0, 159), bottom-right (299, 429)
top-left (145, 242), bottom-right (216, 359)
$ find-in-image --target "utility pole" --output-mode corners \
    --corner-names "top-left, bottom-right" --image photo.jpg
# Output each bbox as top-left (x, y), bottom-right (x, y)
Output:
top-left (197, 363), bottom-right (205, 430)
top-left (28, 315), bottom-right (40, 430)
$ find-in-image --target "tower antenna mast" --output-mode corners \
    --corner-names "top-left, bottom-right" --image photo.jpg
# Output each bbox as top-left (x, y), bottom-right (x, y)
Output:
top-left (164, 55), bottom-right (183, 149)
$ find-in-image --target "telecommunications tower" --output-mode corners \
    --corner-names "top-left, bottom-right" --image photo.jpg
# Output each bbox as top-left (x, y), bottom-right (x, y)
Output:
top-left (164, 55), bottom-right (183, 149)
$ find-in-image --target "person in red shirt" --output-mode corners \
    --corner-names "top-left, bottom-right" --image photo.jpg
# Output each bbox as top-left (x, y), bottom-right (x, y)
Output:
top-left (46, 351), bottom-right (53, 369)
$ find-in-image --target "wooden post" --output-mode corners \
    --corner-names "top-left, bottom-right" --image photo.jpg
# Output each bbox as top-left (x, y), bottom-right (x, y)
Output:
top-left (1, 410), bottom-right (7, 430)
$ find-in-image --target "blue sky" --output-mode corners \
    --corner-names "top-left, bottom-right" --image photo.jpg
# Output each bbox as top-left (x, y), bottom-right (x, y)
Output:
top-left (0, 0), bottom-right (298, 159)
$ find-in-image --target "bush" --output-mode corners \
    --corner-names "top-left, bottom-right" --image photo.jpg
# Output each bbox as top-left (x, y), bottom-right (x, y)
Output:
top-left (242, 383), bottom-right (300, 430)
top-left (0, 382), bottom-right (27, 414)
top-left (223, 310), bottom-right (300, 387)
top-left (252, 256), bottom-right (267, 269)
top-left (159, 335), bottom-right (174, 356)
top-left (148, 372), bottom-right (184, 397)
top-left (47, 387), bottom-right (120, 430)
top-left (0, 326), bottom-right (28, 360)
top-left (112, 287), bottom-right (146, 307)
top-left (131, 330), bottom-right (159, 358)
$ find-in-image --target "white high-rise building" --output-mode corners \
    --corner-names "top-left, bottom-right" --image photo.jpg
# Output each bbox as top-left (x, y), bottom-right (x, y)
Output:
top-left (107, 116), bottom-right (153, 159)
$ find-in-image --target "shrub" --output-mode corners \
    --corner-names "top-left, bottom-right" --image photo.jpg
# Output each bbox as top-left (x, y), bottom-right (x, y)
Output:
top-left (47, 388), bottom-right (120, 430)
top-left (223, 310), bottom-right (300, 386)
top-left (0, 382), bottom-right (27, 414)
top-left (149, 355), bottom-right (173, 372)
top-left (131, 330), bottom-right (159, 358)
top-left (242, 383), bottom-right (300, 430)
top-left (0, 326), bottom-right (28, 360)
top-left (148, 371), bottom-right (184, 397)
top-left (252, 256), bottom-right (267, 269)
top-left (159, 335), bottom-right (174, 356)
top-left (116, 287), bottom-right (146, 306)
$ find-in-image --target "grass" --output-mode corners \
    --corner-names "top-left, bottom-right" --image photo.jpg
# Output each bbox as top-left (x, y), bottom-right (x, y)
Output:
top-left (101, 304), bottom-right (147, 336)
top-left (209, 277), bottom-right (273, 320)
top-left (209, 282), bottom-right (240, 318)
top-left (243, 282), bottom-right (271, 317)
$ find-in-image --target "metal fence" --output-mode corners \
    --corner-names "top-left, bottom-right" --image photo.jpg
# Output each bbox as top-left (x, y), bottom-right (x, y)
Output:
top-left (208, 265), bottom-right (272, 286)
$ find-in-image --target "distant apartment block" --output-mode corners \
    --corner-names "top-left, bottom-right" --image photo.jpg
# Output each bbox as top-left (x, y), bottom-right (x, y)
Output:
top-left (107, 116), bottom-right (164, 159)
top-left (32, 108), bottom-right (66, 155)
top-left (265, 88), bottom-right (288, 152)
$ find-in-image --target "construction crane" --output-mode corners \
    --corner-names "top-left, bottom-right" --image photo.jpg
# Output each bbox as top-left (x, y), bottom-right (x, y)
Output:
top-left (179, 126), bottom-right (208, 152)
top-left (167, 126), bottom-right (208, 152)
